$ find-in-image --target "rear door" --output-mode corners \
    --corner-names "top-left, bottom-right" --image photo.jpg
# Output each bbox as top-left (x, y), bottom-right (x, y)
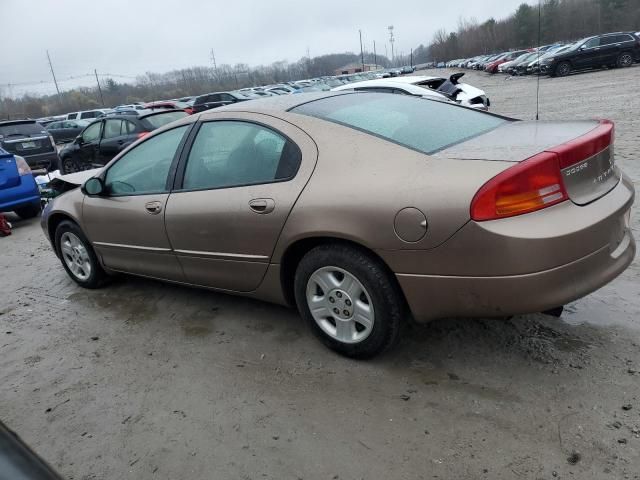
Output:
top-left (83, 125), bottom-right (191, 280)
top-left (98, 119), bottom-right (138, 164)
top-left (164, 113), bottom-right (317, 292)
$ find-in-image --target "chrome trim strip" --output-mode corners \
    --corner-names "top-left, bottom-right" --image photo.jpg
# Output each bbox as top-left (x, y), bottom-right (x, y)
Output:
top-left (174, 249), bottom-right (269, 260)
top-left (93, 241), bottom-right (171, 252)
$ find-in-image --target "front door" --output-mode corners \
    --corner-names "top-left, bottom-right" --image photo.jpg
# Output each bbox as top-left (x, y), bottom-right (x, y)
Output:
top-left (77, 120), bottom-right (103, 168)
top-left (83, 125), bottom-right (191, 281)
top-left (98, 118), bottom-right (136, 165)
top-left (164, 114), bottom-right (317, 292)
top-left (574, 37), bottom-right (602, 68)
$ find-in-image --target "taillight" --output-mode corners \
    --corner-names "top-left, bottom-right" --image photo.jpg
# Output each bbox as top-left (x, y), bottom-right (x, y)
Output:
top-left (471, 151), bottom-right (568, 221)
top-left (185, 107), bottom-right (194, 115)
top-left (15, 155), bottom-right (32, 176)
top-left (548, 120), bottom-right (613, 168)
top-left (471, 120), bottom-right (614, 221)
top-left (137, 132), bottom-right (150, 140)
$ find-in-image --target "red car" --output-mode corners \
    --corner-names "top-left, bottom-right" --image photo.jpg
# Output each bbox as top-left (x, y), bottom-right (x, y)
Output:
top-left (143, 100), bottom-right (194, 115)
top-left (485, 50), bottom-right (531, 74)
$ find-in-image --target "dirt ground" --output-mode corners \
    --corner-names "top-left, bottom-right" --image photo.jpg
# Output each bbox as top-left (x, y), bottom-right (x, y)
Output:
top-left (1, 66), bottom-right (639, 480)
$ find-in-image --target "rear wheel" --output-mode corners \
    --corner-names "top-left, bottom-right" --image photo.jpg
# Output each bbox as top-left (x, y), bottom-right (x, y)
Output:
top-left (14, 202), bottom-right (41, 219)
top-left (555, 62), bottom-right (571, 77)
top-left (294, 244), bottom-right (405, 359)
top-left (54, 221), bottom-right (107, 288)
top-left (617, 52), bottom-right (633, 68)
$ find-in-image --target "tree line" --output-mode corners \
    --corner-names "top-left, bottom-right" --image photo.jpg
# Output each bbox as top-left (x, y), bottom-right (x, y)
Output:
top-left (430, 0), bottom-right (640, 61)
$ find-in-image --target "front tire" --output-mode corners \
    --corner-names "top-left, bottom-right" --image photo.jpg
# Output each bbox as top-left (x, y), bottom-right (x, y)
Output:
top-left (617, 52), bottom-right (633, 68)
top-left (60, 156), bottom-right (81, 174)
top-left (555, 62), bottom-right (571, 77)
top-left (14, 202), bottom-right (41, 219)
top-left (54, 220), bottom-right (107, 288)
top-left (294, 244), bottom-right (405, 359)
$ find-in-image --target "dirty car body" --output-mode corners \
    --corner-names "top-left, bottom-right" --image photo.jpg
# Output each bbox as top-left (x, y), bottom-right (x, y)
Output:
top-left (41, 92), bottom-right (635, 358)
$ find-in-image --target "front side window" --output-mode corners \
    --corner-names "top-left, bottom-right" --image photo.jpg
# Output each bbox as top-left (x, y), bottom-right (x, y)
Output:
top-left (104, 126), bottom-right (188, 195)
top-left (292, 93), bottom-right (507, 155)
top-left (182, 121), bottom-right (301, 191)
top-left (82, 122), bottom-right (102, 143)
top-left (583, 37), bottom-right (600, 49)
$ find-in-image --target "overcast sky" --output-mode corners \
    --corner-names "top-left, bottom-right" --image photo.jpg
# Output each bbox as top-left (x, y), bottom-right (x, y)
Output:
top-left (1, 0), bottom-right (529, 96)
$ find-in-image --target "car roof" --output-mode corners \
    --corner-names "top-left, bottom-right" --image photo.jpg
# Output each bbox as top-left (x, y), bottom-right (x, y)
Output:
top-left (203, 91), bottom-right (347, 116)
top-left (139, 109), bottom-right (186, 119)
top-left (0, 119), bottom-right (37, 126)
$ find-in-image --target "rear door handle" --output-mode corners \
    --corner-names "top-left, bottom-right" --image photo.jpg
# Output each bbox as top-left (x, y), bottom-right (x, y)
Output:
top-left (248, 198), bottom-right (275, 214)
top-left (145, 201), bottom-right (163, 215)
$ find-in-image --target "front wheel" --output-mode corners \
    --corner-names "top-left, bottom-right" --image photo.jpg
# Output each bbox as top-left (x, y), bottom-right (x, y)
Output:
top-left (54, 220), bottom-right (107, 288)
top-left (60, 156), bottom-right (81, 174)
top-left (617, 52), bottom-right (633, 68)
top-left (294, 244), bottom-right (405, 359)
top-left (555, 62), bottom-right (571, 77)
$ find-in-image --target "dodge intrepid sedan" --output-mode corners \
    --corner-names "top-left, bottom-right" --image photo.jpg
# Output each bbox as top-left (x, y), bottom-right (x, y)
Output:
top-left (41, 92), bottom-right (635, 358)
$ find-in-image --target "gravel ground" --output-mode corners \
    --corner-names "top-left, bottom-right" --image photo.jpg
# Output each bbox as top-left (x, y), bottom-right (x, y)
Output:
top-left (1, 66), bottom-right (639, 480)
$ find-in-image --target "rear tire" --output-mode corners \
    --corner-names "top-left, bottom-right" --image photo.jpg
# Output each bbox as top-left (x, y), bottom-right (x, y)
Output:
top-left (617, 52), bottom-right (633, 68)
top-left (54, 220), bottom-right (107, 289)
top-left (294, 243), bottom-right (405, 359)
top-left (14, 203), bottom-right (41, 219)
top-left (543, 306), bottom-right (564, 318)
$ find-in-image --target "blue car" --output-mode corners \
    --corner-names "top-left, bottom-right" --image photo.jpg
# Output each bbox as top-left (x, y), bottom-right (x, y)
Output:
top-left (0, 147), bottom-right (42, 219)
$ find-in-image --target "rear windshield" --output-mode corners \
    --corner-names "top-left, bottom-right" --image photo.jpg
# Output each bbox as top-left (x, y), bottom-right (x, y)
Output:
top-left (142, 111), bottom-right (188, 129)
top-left (0, 122), bottom-right (48, 138)
top-left (291, 93), bottom-right (508, 154)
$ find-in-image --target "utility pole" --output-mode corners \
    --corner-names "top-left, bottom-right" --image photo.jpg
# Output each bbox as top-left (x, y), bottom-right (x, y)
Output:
top-left (210, 49), bottom-right (218, 74)
top-left (373, 40), bottom-right (377, 69)
top-left (94, 69), bottom-right (105, 107)
top-left (388, 26), bottom-right (395, 66)
top-left (410, 48), bottom-right (413, 67)
top-left (359, 30), bottom-right (365, 72)
top-left (46, 50), bottom-right (61, 98)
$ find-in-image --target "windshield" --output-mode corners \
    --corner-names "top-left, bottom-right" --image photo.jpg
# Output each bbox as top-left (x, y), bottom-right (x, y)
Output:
top-left (142, 111), bottom-right (188, 129)
top-left (292, 93), bottom-right (507, 154)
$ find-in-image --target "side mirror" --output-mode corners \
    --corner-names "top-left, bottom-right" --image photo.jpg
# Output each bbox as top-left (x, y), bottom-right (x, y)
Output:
top-left (82, 177), bottom-right (104, 196)
top-left (75, 135), bottom-right (84, 145)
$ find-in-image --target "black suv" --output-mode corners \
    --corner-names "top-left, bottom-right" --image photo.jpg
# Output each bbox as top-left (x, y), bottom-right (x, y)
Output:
top-left (58, 110), bottom-right (187, 173)
top-left (192, 91), bottom-right (254, 114)
top-left (543, 32), bottom-right (640, 77)
top-left (0, 120), bottom-right (60, 171)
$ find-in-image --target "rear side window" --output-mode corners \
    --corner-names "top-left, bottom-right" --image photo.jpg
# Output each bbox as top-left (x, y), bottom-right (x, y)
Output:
top-left (292, 93), bottom-right (508, 155)
top-left (181, 121), bottom-right (301, 191)
top-left (80, 111), bottom-right (98, 119)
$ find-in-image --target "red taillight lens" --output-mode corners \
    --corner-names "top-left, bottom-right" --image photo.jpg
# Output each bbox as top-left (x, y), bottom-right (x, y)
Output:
top-left (185, 107), bottom-right (194, 115)
top-left (549, 120), bottom-right (613, 169)
top-left (471, 151), bottom-right (568, 221)
top-left (137, 132), bottom-right (150, 140)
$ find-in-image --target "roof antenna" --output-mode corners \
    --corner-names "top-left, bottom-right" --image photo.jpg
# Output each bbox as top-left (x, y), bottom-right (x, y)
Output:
top-left (535, 0), bottom-right (542, 121)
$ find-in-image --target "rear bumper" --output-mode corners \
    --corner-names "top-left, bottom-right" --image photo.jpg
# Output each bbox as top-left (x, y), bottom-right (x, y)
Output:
top-left (398, 226), bottom-right (635, 322)
top-left (0, 175), bottom-right (41, 212)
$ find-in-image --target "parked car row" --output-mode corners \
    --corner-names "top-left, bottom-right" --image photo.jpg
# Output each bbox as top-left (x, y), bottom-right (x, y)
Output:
top-left (443, 31), bottom-right (640, 77)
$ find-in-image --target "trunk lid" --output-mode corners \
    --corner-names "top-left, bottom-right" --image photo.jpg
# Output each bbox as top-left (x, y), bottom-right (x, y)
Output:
top-left (434, 120), bottom-right (619, 206)
top-left (0, 148), bottom-right (20, 190)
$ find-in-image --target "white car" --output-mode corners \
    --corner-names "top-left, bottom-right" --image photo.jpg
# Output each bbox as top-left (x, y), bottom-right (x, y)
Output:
top-left (333, 74), bottom-right (490, 110)
top-left (65, 109), bottom-right (113, 120)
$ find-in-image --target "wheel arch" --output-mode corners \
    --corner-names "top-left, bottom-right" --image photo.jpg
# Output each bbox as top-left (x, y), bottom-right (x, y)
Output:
top-left (279, 236), bottom-right (404, 308)
top-left (47, 212), bottom-right (79, 253)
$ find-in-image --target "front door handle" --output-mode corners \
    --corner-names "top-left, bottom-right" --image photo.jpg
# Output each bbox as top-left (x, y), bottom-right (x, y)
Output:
top-left (145, 201), bottom-right (163, 215)
top-left (248, 198), bottom-right (275, 214)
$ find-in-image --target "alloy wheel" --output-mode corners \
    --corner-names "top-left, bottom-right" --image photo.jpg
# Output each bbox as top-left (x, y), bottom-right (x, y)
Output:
top-left (619, 53), bottom-right (633, 67)
top-left (60, 232), bottom-right (92, 281)
top-left (306, 266), bottom-right (375, 344)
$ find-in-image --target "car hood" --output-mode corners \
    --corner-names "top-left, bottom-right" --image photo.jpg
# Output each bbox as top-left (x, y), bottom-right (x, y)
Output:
top-left (50, 168), bottom-right (101, 190)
